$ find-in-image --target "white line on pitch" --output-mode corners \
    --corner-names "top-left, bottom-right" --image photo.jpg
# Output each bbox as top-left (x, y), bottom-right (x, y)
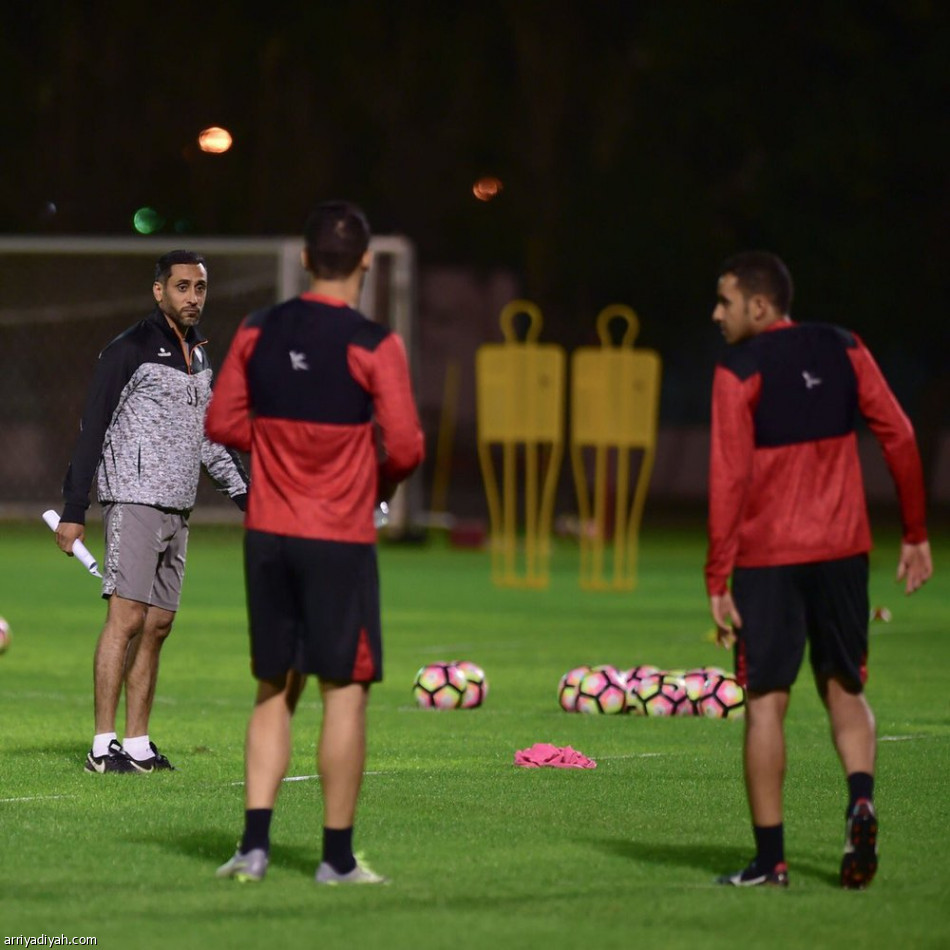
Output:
top-left (0, 794), bottom-right (75, 803)
top-left (879, 735), bottom-right (928, 742)
top-left (227, 771), bottom-right (385, 787)
top-left (595, 753), bottom-right (669, 759)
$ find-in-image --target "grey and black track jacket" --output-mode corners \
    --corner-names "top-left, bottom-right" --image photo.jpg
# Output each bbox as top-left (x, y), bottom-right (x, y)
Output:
top-left (61, 309), bottom-right (248, 524)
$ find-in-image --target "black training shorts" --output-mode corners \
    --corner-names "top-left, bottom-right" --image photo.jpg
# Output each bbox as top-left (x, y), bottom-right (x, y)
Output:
top-left (244, 530), bottom-right (382, 683)
top-left (731, 554), bottom-right (869, 693)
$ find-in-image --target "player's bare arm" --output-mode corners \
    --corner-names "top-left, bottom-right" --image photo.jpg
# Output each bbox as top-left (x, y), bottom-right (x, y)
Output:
top-left (897, 540), bottom-right (932, 595)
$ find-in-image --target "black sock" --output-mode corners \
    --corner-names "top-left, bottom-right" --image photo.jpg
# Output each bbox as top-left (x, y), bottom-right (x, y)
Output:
top-left (847, 772), bottom-right (874, 812)
top-left (240, 808), bottom-right (273, 854)
top-left (322, 827), bottom-right (356, 874)
top-left (753, 823), bottom-right (785, 869)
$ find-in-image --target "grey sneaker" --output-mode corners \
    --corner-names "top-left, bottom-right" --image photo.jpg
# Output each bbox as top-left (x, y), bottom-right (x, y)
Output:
top-left (315, 855), bottom-right (388, 885)
top-left (216, 848), bottom-right (269, 882)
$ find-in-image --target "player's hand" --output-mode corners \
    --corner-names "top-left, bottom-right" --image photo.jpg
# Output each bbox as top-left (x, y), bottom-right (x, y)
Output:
top-left (710, 592), bottom-right (742, 649)
top-left (897, 540), bottom-right (932, 595)
top-left (55, 521), bottom-right (84, 556)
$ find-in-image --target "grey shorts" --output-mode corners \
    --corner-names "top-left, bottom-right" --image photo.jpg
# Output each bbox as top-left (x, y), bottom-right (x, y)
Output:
top-left (101, 503), bottom-right (189, 611)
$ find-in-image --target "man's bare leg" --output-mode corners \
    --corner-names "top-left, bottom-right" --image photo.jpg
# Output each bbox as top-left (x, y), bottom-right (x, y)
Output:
top-left (818, 675), bottom-right (876, 776)
top-left (93, 595), bottom-right (147, 735)
top-left (744, 688), bottom-right (790, 826)
top-left (245, 671), bottom-right (306, 809)
top-left (318, 681), bottom-right (369, 828)
top-left (123, 605), bottom-right (175, 739)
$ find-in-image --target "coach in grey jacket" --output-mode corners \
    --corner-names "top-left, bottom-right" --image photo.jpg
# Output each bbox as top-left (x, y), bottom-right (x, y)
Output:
top-left (55, 250), bottom-right (248, 774)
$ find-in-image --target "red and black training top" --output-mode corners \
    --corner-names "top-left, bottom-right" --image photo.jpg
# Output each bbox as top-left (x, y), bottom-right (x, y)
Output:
top-left (705, 320), bottom-right (927, 596)
top-left (205, 292), bottom-right (424, 543)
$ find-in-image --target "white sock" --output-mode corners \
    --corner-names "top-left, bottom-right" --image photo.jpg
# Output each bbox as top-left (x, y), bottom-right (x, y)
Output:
top-left (123, 735), bottom-right (151, 761)
top-left (92, 732), bottom-right (118, 758)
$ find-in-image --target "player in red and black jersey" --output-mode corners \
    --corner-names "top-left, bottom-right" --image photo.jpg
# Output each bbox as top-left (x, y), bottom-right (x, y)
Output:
top-left (207, 202), bottom-right (424, 885)
top-left (705, 251), bottom-right (932, 890)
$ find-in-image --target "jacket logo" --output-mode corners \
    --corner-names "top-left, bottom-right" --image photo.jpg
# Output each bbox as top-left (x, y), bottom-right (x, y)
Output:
top-left (158, 347), bottom-right (172, 357)
top-left (802, 371), bottom-right (822, 390)
top-left (289, 350), bottom-right (310, 371)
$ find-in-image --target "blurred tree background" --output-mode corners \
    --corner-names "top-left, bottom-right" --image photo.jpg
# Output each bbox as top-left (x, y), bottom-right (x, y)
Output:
top-left (2, 0), bottom-right (947, 478)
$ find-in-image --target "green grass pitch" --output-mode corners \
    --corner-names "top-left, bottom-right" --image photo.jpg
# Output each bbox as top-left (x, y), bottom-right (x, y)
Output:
top-left (0, 518), bottom-right (947, 949)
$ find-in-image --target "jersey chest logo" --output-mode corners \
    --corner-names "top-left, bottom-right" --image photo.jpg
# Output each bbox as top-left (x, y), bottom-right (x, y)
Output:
top-left (289, 350), bottom-right (310, 371)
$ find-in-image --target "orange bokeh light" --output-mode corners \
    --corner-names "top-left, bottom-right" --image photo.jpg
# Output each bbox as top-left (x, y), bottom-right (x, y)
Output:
top-left (198, 126), bottom-right (233, 154)
top-left (472, 176), bottom-right (503, 201)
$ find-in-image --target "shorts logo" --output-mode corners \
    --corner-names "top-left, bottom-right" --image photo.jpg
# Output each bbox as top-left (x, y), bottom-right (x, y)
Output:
top-left (158, 347), bottom-right (172, 357)
top-left (802, 370), bottom-right (822, 389)
top-left (289, 350), bottom-right (310, 371)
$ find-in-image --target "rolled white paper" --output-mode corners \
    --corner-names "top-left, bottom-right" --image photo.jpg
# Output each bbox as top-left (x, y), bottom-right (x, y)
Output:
top-left (42, 509), bottom-right (103, 578)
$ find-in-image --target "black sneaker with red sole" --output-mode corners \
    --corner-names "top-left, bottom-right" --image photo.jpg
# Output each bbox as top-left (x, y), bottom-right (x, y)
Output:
top-left (841, 798), bottom-right (878, 889)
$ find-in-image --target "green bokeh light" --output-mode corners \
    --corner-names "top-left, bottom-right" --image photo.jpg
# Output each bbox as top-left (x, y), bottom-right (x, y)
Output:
top-left (132, 207), bottom-right (164, 234)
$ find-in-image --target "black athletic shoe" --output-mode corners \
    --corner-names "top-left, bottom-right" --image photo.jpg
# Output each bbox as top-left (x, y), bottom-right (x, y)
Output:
top-left (84, 739), bottom-right (137, 774)
top-left (841, 798), bottom-right (878, 890)
top-left (716, 860), bottom-right (789, 887)
top-left (127, 741), bottom-right (176, 773)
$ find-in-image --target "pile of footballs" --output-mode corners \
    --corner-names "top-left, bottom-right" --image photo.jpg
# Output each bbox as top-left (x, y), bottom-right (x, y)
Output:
top-left (412, 660), bottom-right (488, 709)
top-left (558, 664), bottom-right (745, 718)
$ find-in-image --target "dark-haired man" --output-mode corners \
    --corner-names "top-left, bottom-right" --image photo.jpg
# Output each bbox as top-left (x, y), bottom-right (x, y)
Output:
top-left (706, 250), bottom-right (931, 889)
top-left (207, 202), bottom-right (423, 885)
top-left (56, 251), bottom-right (249, 774)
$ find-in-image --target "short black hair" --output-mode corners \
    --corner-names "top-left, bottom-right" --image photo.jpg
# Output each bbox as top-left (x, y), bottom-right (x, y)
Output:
top-left (719, 250), bottom-right (793, 315)
top-left (303, 201), bottom-right (371, 279)
top-left (154, 250), bottom-right (207, 283)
